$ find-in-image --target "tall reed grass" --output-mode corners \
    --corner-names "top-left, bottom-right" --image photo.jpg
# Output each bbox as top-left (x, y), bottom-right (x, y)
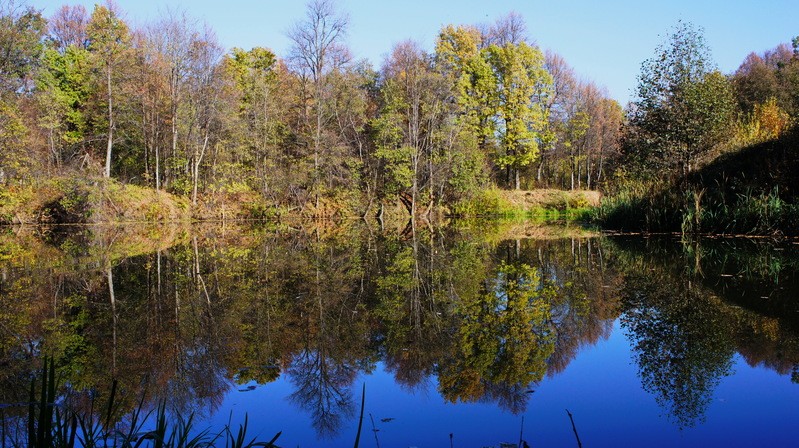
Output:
top-left (593, 183), bottom-right (799, 236)
top-left (3, 358), bottom-right (281, 448)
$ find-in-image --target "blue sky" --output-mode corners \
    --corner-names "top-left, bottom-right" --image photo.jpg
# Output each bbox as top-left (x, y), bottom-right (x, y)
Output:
top-left (32, 0), bottom-right (799, 104)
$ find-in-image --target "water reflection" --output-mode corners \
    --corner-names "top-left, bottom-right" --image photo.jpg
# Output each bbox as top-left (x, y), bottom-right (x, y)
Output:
top-left (612, 236), bottom-right (799, 427)
top-left (1, 224), bottom-right (798, 440)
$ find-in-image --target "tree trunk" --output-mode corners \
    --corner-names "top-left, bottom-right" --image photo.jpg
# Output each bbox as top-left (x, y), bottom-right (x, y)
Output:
top-left (154, 109), bottom-right (161, 190)
top-left (104, 64), bottom-right (114, 178)
top-left (570, 160), bottom-right (575, 191)
top-left (597, 151), bottom-right (604, 184)
top-left (537, 157), bottom-right (545, 183)
top-left (192, 130), bottom-right (210, 205)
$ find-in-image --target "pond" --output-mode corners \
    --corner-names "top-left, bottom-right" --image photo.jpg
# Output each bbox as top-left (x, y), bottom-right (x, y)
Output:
top-left (1, 222), bottom-right (798, 447)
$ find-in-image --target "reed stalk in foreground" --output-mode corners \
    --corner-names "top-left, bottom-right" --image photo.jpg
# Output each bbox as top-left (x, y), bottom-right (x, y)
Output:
top-left (6, 359), bottom-right (281, 448)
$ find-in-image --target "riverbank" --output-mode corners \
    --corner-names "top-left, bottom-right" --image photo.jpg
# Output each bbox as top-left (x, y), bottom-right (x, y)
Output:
top-left (594, 130), bottom-right (799, 237)
top-left (0, 176), bottom-right (600, 225)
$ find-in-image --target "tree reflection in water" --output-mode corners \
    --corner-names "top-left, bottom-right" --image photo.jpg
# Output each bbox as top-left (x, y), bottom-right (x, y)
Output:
top-left (1, 226), bottom-right (798, 439)
top-left (287, 349), bottom-right (356, 437)
top-left (614, 236), bottom-right (799, 428)
top-left (621, 272), bottom-right (734, 428)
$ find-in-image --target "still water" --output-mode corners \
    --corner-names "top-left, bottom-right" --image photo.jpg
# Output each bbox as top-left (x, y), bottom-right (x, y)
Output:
top-left (1, 222), bottom-right (798, 446)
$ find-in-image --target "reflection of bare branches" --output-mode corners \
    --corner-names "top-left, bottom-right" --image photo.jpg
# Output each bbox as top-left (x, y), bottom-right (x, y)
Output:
top-left (482, 382), bottom-right (530, 415)
top-left (287, 349), bottom-right (355, 438)
top-left (384, 346), bottom-right (436, 391)
top-left (167, 342), bottom-right (230, 417)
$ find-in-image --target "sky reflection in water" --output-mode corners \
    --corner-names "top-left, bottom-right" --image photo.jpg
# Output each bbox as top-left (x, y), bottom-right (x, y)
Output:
top-left (0, 225), bottom-right (798, 446)
top-left (212, 320), bottom-right (799, 447)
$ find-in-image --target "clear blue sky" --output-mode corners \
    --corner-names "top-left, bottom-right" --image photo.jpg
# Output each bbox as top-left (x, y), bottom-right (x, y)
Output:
top-left (31, 0), bottom-right (799, 104)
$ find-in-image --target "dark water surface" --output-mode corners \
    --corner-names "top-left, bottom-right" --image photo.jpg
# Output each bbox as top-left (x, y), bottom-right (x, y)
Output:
top-left (1, 223), bottom-right (798, 446)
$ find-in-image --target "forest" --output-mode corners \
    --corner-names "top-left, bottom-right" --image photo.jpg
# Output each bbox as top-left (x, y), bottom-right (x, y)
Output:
top-left (0, 0), bottom-right (798, 230)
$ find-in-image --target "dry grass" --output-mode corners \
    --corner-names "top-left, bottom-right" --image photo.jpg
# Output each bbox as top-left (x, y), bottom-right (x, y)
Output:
top-left (0, 177), bottom-right (192, 225)
top-left (500, 189), bottom-right (601, 210)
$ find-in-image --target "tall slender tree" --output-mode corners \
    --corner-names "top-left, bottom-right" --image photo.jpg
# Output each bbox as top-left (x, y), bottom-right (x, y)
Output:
top-left (86, 1), bottom-right (130, 178)
top-left (286, 0), bottom-right (349, 204)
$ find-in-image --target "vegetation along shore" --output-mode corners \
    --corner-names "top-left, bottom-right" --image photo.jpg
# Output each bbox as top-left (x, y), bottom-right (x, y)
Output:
top-left (0, 0), bottom-right (797, 234)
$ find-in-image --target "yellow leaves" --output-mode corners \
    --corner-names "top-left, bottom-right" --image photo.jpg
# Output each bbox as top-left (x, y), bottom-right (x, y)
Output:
top-left (735, 97), bottom-right (791, 146)
top-left (754, 97), bottom-right (790, 139)
top-left (435, 24), bottom-right (482, 69)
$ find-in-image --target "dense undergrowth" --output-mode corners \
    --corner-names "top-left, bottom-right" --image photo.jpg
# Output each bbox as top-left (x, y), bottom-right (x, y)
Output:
top-left (594, 130), bottom-right (799, 236)
top-left (451, 188), bottom-right (599, 221)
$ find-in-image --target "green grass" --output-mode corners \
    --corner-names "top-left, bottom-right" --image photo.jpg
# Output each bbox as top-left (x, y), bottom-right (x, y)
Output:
top-left (452, 188), bottom-right (596, 221)
top-left (5, 358), bottom-right (281, 448)
top-left (593, 183), bottom-right (799, 236)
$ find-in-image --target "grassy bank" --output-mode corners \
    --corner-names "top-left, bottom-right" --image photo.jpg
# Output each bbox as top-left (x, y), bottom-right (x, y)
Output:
top-left (1, 176), bottom-right (601, 225)
top-left (0, 177), bottom-right (191, 225)
top-left (452, 188), bottom-right (600, 220)
top-left (593, 130), bottom-right (799, 236)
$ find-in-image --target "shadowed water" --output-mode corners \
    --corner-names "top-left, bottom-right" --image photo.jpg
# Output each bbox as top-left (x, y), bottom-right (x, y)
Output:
top-left (1, 222), bottom-right (798, 446)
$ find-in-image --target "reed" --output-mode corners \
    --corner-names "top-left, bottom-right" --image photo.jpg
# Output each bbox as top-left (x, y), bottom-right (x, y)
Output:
top-left (594, 182), bottom-right (799, 237)
top-left (6, 360), bottom-right (281, 448)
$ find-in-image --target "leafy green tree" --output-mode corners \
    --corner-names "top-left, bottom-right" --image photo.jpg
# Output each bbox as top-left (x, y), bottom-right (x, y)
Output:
top-left (0, 98), bottom-right (29, 183)
top-left (628, 22), bottom-right (735, 179)
top-left (0, 0), bottom-right (46, 93)
top-left (435, 25), bottom-right (492, 201)
top-left (225, 47), bottom-right (281, 192)
top-left (0, 1), bottom-right (45, 183)
top-left (35, 45), bottom-right (91, 167)
top-left (486, 42), bottom-right (552, 189)
top-left (374, 41), bottom-right (449, 214)
top-left (86, 2), bottom-right (131, 178)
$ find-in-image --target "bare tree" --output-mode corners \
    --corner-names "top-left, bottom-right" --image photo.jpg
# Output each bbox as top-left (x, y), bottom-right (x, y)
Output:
top-left (539, 50), bottom-right (577, 183)
top-left (286, 0), bottom-right (349, 202)
top-left (482, 11), bottom-right (528, 47)
top-left (49, 4), bottom-right (88, 51)
top-left (185, 25), bottom-right (223, 205)
top-left (146, 8), bottom-right (197, 190)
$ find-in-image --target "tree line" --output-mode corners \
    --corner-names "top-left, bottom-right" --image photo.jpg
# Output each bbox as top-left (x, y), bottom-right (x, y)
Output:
top-left (3, 1), bottom-right (797, 217)
top-left (622, 21), bottom-right (799, 184)
top-left (0, 0), bottom-right (623, 215)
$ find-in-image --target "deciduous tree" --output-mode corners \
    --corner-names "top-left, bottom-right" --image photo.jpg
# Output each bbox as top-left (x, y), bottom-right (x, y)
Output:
top-left (628, 22), bottom-right (734, 179)
top-left (487, 42), bottom-right (552, 189)
top-left (286, 0), bottom-right (349, 203)
top-left (86, 1), bottom-right (131, 178)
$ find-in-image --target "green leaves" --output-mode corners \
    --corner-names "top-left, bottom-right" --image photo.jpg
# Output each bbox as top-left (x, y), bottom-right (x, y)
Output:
top-left (36, 46), bottom-right (91, 148)
top-left (486, 42), bottom-right (552, 176)
top-left (0, 3), bottom-right (46, 92)
top-left (86, 4), bottom-right (130, 61)
top-left (629, 22), bottom-right (735, 178)
top-left (435, 32), bottom-right (553, 189)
